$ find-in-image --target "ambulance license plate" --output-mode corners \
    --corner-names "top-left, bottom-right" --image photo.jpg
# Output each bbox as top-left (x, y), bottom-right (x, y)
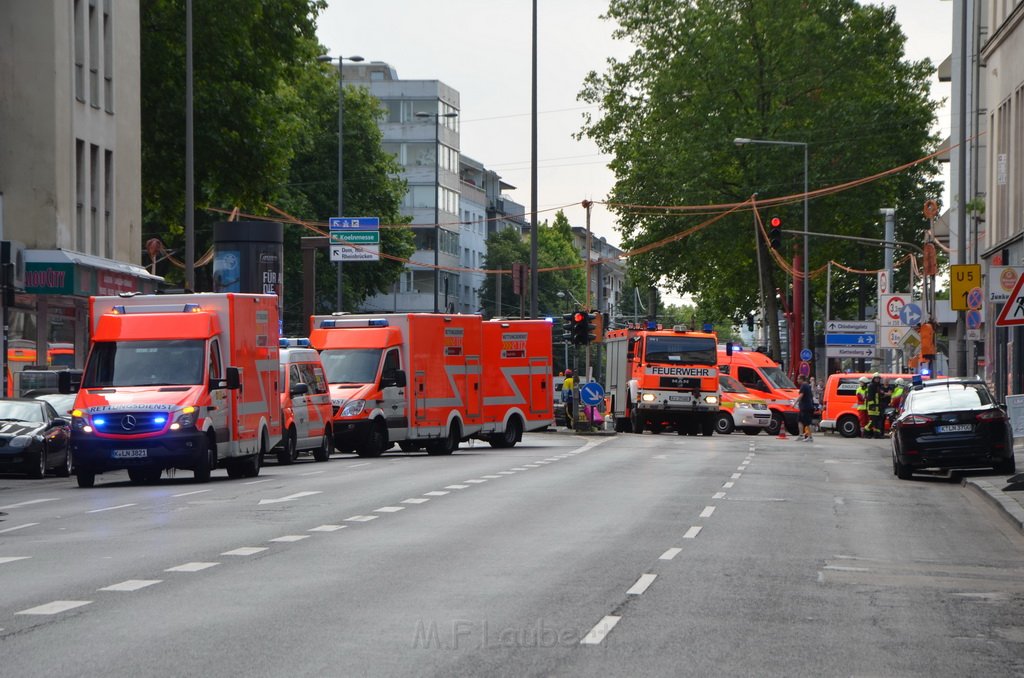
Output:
top-left (668, 395), bottom-right (690, 402)
top-left (113, 449), bottom-right (148, 458)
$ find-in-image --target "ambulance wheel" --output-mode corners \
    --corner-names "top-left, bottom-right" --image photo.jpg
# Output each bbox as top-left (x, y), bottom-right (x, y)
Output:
top-left (427, 421), bottom-right (460, 455)
top-left (837, 415), bottom-right (861, 438)
top-left (277, 428), bottom-right (298, 465)
top-left (766, 413), bottom-right (783, 436)
top-left (76, 468), bottom-right (96, 488)
top-left (193, 436), bottom-right (214, 482)
top-left (240, 436), bottom-right (264, 478)
top-left (715, 412), bottom-right (735, 435)
top-left (313, 429), bottom-right (332, 462)
top-left (489, 416), bottom-right (522, 448)
top-left (741, 427), bottom-right (761, 435)
top-left (701, 416), bottom-right (715, 436)
top-left (357, 421), bottom-right (388, 457)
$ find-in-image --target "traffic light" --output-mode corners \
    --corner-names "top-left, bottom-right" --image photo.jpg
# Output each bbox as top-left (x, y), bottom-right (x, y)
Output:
top-left (571, 310), bottom-right (588, 345)
top-left (746, 313), bottom-right (754, 332)
top-left (768, 216), bottom-right (782, 250)
top-left (585, 311), bottom-right (598, 344)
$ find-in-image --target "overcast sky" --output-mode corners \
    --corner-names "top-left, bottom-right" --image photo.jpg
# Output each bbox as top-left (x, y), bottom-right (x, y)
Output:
top-left (317, 1), bottom-right (953, 251)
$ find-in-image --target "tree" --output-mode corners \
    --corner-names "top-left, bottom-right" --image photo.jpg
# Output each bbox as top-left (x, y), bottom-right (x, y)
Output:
top-left (579, 0), bottom-right (941, 359)
top-left (478, 229), bottom-right (529, 318)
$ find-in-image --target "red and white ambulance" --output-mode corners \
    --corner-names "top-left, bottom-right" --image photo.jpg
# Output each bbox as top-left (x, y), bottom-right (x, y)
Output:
top-left (275, 338), bottom-right (333, 463)
top-left (308, 313), bottom-right (552, 456)
top-left (69, 293), bottom-right (281, 487)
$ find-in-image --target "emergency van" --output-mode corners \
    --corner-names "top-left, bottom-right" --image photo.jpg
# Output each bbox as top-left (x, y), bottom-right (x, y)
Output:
top-left (818, 372), bottom-right (913, 437)
top-left (68, 293), bottom-right (281, 487)
top-left (308, 313), bottom-right (552, 456)
top-left (717, 374), bottom-right (772, 435)
top-left (275, 338), bottom-right (334, 464)
top-left (604, 323), bottom-right (720, 435)
top-left (718, 346), bottom-right (800, 435)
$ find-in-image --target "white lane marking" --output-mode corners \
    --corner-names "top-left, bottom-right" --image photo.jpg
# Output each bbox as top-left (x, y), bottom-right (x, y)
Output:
top-left (659, 548), bottom-right (682, 561)
top-left (738, 465), bottom-right (748, 471)
top-left (510, 467), bottom-right (530, 471)
top-left (17, 601), bottom-right (91, 615)
top-left (464, 479), bottom-right (488, 484)
top-left (172, 489), bottom-right (211, 498)
top-left (445, 485), bottom-right (470, 490)
top-left (0, 556), bottom-right (31, 565)
top-left (700, 506), bottom-right (716, 518)
top-left (299, 470), bottom-right (325, 476)
top-left (0, 498), bottom-right (60, 510)
top-left (824, 565), bottom-right (871, 572)
top-left (653, 454), bottom-right (668, 460)
top-left (166, 562), bottom-right (219, 572)
top-left (346, 462), bottom-right (371, 468)
top-left (269, 535), bottom-right (309, 543)
top-left (375, 506), bottom-right (405, 513)
top-left (402, 498), bottom-right (430, 504)
top-left (88, 503), bottom-right (136, 514)
top-left (523, 464), bottom-right (540, 468)
top-left (534, 461), bottom-right (550, 465)
top-left (580, 615), bottom-right (621, 645)
top-left (712, 492), bottom-right (726, 499)
top-left (730, 473), bottom-right (742, 480)
top-left (0, 523), bottom-right (38, 534)
top-left (683, 526), bottom-right (703, 539)
top-left (482, 475), bottom-right (503, 479)
top-left (627, 574), bottom-right (657, 595)
top-left (258, 491), bottom-right (323, 505)
top-left (834, 497), bottom-right (845, 505)
top-left (424, 491), bottom-right (450, 496)
top-left (99, 580), bottom-right (162, 592)
top-left (309, 525), bottom-right (347, 532)
top-left (497, 471), bottom-right (516, 475)
top-left (222, 547), bottom-right (268, 556)
top-left (544, 458), bottom-right (561, 462)
top-left (345, 515), bottom-right (378, 522)
top-left (243, 479), bottom-right (272, 485)
top-left (723, 481), bottom-right (735, 489)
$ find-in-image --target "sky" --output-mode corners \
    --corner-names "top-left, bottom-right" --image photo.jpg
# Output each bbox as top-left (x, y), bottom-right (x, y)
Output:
top-left (317, 0), bottom-right (953, 257)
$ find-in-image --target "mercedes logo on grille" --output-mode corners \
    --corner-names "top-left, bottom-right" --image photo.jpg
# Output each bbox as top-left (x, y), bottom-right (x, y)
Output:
top-left (121, 414), bottom-right (138, 431)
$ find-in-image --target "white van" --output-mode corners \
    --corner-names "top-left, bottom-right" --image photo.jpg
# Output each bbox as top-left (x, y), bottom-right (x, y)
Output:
top-left (276, 339), bottom-right (333, 464)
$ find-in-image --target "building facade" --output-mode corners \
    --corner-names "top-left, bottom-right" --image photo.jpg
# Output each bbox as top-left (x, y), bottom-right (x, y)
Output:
top-left (570, 226), bottom-right (625, 323)
top-left (0, 0), bottom-right (160, 378)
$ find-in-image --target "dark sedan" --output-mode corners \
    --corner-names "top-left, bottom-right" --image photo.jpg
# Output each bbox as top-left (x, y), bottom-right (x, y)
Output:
top-left (0, 399), bottom-right (72, 478)
top-left (891, 378), bottom-right (1015, 480)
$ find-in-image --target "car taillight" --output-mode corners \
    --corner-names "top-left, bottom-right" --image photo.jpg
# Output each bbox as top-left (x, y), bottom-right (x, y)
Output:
top-left (976, 410), bottom-right (1006, 422)
top-left (902, 414), bottom-right (934, 426)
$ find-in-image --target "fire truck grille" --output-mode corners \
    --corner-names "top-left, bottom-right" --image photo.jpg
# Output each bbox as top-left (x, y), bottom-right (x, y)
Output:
top-left (659, 377), bottom-right (701, 389)
top-left (92, 412), bottom-right (168, 434)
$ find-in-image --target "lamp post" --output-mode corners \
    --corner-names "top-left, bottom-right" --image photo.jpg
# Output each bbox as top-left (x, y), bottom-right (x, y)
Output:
top-left (734, 137), bottom-right (810, 374)
top-left (415, 110), bottom-right (459, 313)
top-left (317, 53), bottom-right (364, 311)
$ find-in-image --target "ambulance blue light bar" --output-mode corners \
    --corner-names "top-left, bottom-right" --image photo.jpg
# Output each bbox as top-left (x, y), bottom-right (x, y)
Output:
top-left (318, 318), bottom-right (390, 329)
top-left (279, 337), bottom-right (311, 348)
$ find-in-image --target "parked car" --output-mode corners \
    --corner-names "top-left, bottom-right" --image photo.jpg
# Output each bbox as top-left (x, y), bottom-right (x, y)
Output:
top-left (0, 398), bottom-right (72, 478)
top-left (25, 390), bottom-right (77, 416)
top-left (819, 372), bottom-right (913, 437)
top-left (890, 378), bottom-right (1015, 480)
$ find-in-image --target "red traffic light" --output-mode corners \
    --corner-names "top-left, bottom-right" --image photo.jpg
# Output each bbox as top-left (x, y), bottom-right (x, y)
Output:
top-left (769, 217), bottom-right (782, 227)
top-left (573, 311), bottom-right (586, 323)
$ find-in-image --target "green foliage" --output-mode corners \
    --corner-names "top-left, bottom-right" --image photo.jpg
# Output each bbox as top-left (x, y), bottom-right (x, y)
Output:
top-left (578, 0), bottom-right (942, 324)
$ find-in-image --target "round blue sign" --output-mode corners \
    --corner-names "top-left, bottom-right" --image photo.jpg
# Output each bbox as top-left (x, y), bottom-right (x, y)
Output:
top-left (899, 303), bottom-right (922, 326)
top-left (799, 348), bottom-right (813, 361)
top-left (579, 381), bottom-right (605, 407)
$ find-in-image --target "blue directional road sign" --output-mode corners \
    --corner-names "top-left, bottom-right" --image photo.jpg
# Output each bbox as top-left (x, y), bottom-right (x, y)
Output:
top-left (899, 302), bottom-right (922, 326)
top-left (799, 348), bottom-right (813, 361)
top-left (825, 333), bottom-right (877, 346)
top-left (579, 381), bottom-right (605, 407)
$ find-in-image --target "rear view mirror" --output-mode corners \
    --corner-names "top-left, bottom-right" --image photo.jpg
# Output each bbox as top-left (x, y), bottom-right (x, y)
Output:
top-left (382, 369), bottom-right (407, 389)
top-left (212, 367), bottom-right (242, 391)
top-left (289, 382), bottom-right (310, 397)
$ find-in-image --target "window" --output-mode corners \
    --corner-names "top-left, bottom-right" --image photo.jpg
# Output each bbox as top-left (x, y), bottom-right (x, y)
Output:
top-left (89, 0), bottom-right (99, 107)
top-left (208, 339), bottom-right (222, 379)
top-left (90, 144), bottom-right (100, 255)
top-left (75, 139), bottom-right (85, 248)
top-left (104, 150), bottom-right (113, 258)
top-left (103, 0), bottom-right (113, 112)
top-left (74, 0), bottom-right (85, 101)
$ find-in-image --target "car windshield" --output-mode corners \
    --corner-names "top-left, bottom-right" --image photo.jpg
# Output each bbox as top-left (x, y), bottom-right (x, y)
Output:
top-left (0, 401), bottom-right (44, 423)
top-left (908, 383), bottom-right (994, 414)
top-left (36, 394), bottom-right (76, 415)
top-left (319, 349), bottom-right (382, 385)
top-left (644, 336), bottom-right (716, 365)
top-left (762, 366), bottom-right (796, 389)
top-left (719, 375), bottom-right (749, 394)
top-left (81, 340), bottom-right (205, 387)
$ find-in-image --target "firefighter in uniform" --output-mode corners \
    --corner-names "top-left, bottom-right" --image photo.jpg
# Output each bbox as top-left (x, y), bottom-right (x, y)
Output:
top-left (889, 378), bottom-right (906, 411)
top-left (855, 376), bottom-right (870, 437)
top-left (865, 372), bottom-right (886, 438)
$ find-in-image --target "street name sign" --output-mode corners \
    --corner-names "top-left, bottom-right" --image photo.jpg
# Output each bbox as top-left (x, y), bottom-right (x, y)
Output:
top-left (825, 333), bottom-right (876, 346)
top-left (826, 320), bottom-right (874, 333)
top-left (329, 216), bottom-right (380, 262)
top-left (825, 346), bottom-right (876, 359)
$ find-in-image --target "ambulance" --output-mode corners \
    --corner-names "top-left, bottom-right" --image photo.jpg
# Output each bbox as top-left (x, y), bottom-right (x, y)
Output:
top-left (604, 322), bottom-right (720, 435)
top-left (275, 338), bottom-right (334, 463)
top-left (308, 313), bottom-right (552, 456)
top-left (68, 293), bottom-right (281, 487)
top-left (718, 345), bottom-right (801, 436)
top-left (716, 373), bottom-right (772, 435)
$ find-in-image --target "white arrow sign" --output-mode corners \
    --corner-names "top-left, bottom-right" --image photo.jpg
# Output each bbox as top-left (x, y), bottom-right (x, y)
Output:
top-left (258, 491), bottom-right (323, 506)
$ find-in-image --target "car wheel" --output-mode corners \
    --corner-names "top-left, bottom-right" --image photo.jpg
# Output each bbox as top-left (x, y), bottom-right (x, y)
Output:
top-left (29, 449), bottom-right (46, 479)
top-left (741, 427), bottom-right (761, 436)
top-left (716, 412), bottom-right (735, 435)
top-left (56, 449), bottom-right (73, 478)
top-left (193, 435), bottom-right (213, 483)
top-left (765, 413), bottom-right (782, 436)
top-left (489, 415), bottom-right (522, 449)
top-left (313, 429), bottom-right (332, 462)
top-left (701, 415), bottom-right (716, 437)
top-left (242, 436), bottom-right (264, 478)
top-left (426, 421), bottom-right (459, 456)
top-left (76, 468), bottom-right (96, 488)
top-left (277, 428), bottom-right (298, 465)
top-left (837, 415), bottom-right (860, 438)
top-left (629, 404), bottom-right (644, 435)
top-left (893, 449), bottom-right (913, 480)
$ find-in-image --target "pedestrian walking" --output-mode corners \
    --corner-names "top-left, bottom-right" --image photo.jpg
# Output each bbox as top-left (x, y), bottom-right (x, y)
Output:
top-left (797, 375), bottom-right (815, 441)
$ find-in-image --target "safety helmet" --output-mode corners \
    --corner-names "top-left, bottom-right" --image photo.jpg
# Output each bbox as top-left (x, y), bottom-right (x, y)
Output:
top-left (872, 372), bottom-right (881, 379)
top-left (564, 369), bottom-right (573, 376)
top-left (895, 378), bottom-right (905, 386)
top-left (859, 376), bottom-right (869, 384)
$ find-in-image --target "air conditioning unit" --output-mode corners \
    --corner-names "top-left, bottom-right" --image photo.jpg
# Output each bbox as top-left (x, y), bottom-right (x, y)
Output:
top-left (1, 240), bottom-right (26, 290)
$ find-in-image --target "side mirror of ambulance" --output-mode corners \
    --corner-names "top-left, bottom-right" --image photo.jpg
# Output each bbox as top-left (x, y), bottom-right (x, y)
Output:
top-left (211, 366), bottom-right (242, 391)
top-left (381, 369), bottom-right (407, 389)
top-left (289, 382), bottom-right (309, 397)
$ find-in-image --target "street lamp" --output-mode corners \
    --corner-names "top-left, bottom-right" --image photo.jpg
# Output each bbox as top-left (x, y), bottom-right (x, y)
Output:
top-left (734, 137), bottom-right (810, 375)
top-left (317, 53), bottom-right (365, 311)
top-left (415, 110), bottom-right (459, 313)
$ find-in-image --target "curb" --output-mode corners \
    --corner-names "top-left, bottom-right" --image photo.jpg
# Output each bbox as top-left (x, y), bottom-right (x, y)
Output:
top-left (962, 477), bottom-right (1024, 535)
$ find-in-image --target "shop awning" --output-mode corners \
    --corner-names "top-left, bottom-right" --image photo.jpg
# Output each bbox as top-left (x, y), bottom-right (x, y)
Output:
top-left (24, 249), bottom-right (164, 296)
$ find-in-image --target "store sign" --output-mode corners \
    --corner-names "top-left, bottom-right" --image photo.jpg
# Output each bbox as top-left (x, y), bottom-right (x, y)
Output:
top-left (97, 270), bottom-right (138, 295)
top-left (25, 263), bottom-right (75, 295)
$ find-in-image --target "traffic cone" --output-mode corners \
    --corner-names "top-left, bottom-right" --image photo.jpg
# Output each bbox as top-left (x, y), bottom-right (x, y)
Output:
top-left (776, 425), bottom-right (787, 440)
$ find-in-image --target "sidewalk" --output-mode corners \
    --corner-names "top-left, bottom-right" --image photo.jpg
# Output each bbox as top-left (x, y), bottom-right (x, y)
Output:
top-left (961, 436), bottom-right (1024, 535)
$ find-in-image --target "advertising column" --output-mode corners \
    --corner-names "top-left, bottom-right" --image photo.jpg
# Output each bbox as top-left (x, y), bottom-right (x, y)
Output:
top-left (213, 221), bottom-right (284, 324)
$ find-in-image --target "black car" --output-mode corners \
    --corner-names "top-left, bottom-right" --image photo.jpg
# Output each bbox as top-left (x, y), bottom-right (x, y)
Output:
top-left (0, 398), bottom-right (72, 478)
top-left (890, 378), bottom-right (1015, 480)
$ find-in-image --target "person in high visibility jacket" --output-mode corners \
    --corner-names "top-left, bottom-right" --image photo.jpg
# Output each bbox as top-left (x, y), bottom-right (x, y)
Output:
top-left (855, 376), bottom-right (870, 436)
top-left (562, 369), bottom-right (575, 430)
top-left (865, 372), bottom-right (887, 438)
top-left (889, 378), bottom-right (906, 411)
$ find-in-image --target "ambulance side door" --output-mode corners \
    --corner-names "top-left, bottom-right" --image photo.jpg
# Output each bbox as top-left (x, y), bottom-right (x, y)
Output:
top-left (380, 348), bottom-right (407, 440)
top-left (289, 364), bottom-right (311, 442)
top-left (208, 338), bottom-right (230, 443)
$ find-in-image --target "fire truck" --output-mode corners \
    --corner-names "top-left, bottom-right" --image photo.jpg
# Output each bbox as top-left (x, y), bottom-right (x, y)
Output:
top-left (308, 313), bottom-right (552, 456)
top-left (605, 322), bottom-right (720, 435)
top-left (69, 293), bottom-right (282, 487)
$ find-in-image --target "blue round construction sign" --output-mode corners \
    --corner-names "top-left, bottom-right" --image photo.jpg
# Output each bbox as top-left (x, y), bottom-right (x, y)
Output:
top-left (899, 303), bottom-right (922, 326)
top-left (579, 381), bottom-right (605, 407)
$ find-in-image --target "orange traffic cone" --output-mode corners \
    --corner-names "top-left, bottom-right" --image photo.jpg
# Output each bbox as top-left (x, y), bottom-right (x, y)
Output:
top-left (776, 425), bottom-right (787, 440)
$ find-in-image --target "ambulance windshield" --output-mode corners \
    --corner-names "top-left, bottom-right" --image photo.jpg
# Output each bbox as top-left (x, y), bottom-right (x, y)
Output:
top-left (761, 366), bottom-right (796, 390)
top-left (82, 339), bottom-right (205, 387)
top-left (644, 336), bottom-right (717, 365)
top-left (320, 349), bottom-right (382, 385)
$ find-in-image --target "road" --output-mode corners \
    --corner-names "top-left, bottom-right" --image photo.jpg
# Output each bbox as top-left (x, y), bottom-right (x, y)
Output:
top-left (1, 431), bottom-right (1022, 677)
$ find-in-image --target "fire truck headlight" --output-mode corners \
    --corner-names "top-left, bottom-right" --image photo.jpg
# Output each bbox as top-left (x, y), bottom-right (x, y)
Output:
top-left (705, 395), bottom-right (719, 405)
top-left (640, 393), bottom-right (657, 403)
top-left (341, 399), bottom-right (366, 416)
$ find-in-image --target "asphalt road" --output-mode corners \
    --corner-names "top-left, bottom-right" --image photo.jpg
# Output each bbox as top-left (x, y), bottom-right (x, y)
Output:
top-left (1, 431), bottom-right (1022, 677)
